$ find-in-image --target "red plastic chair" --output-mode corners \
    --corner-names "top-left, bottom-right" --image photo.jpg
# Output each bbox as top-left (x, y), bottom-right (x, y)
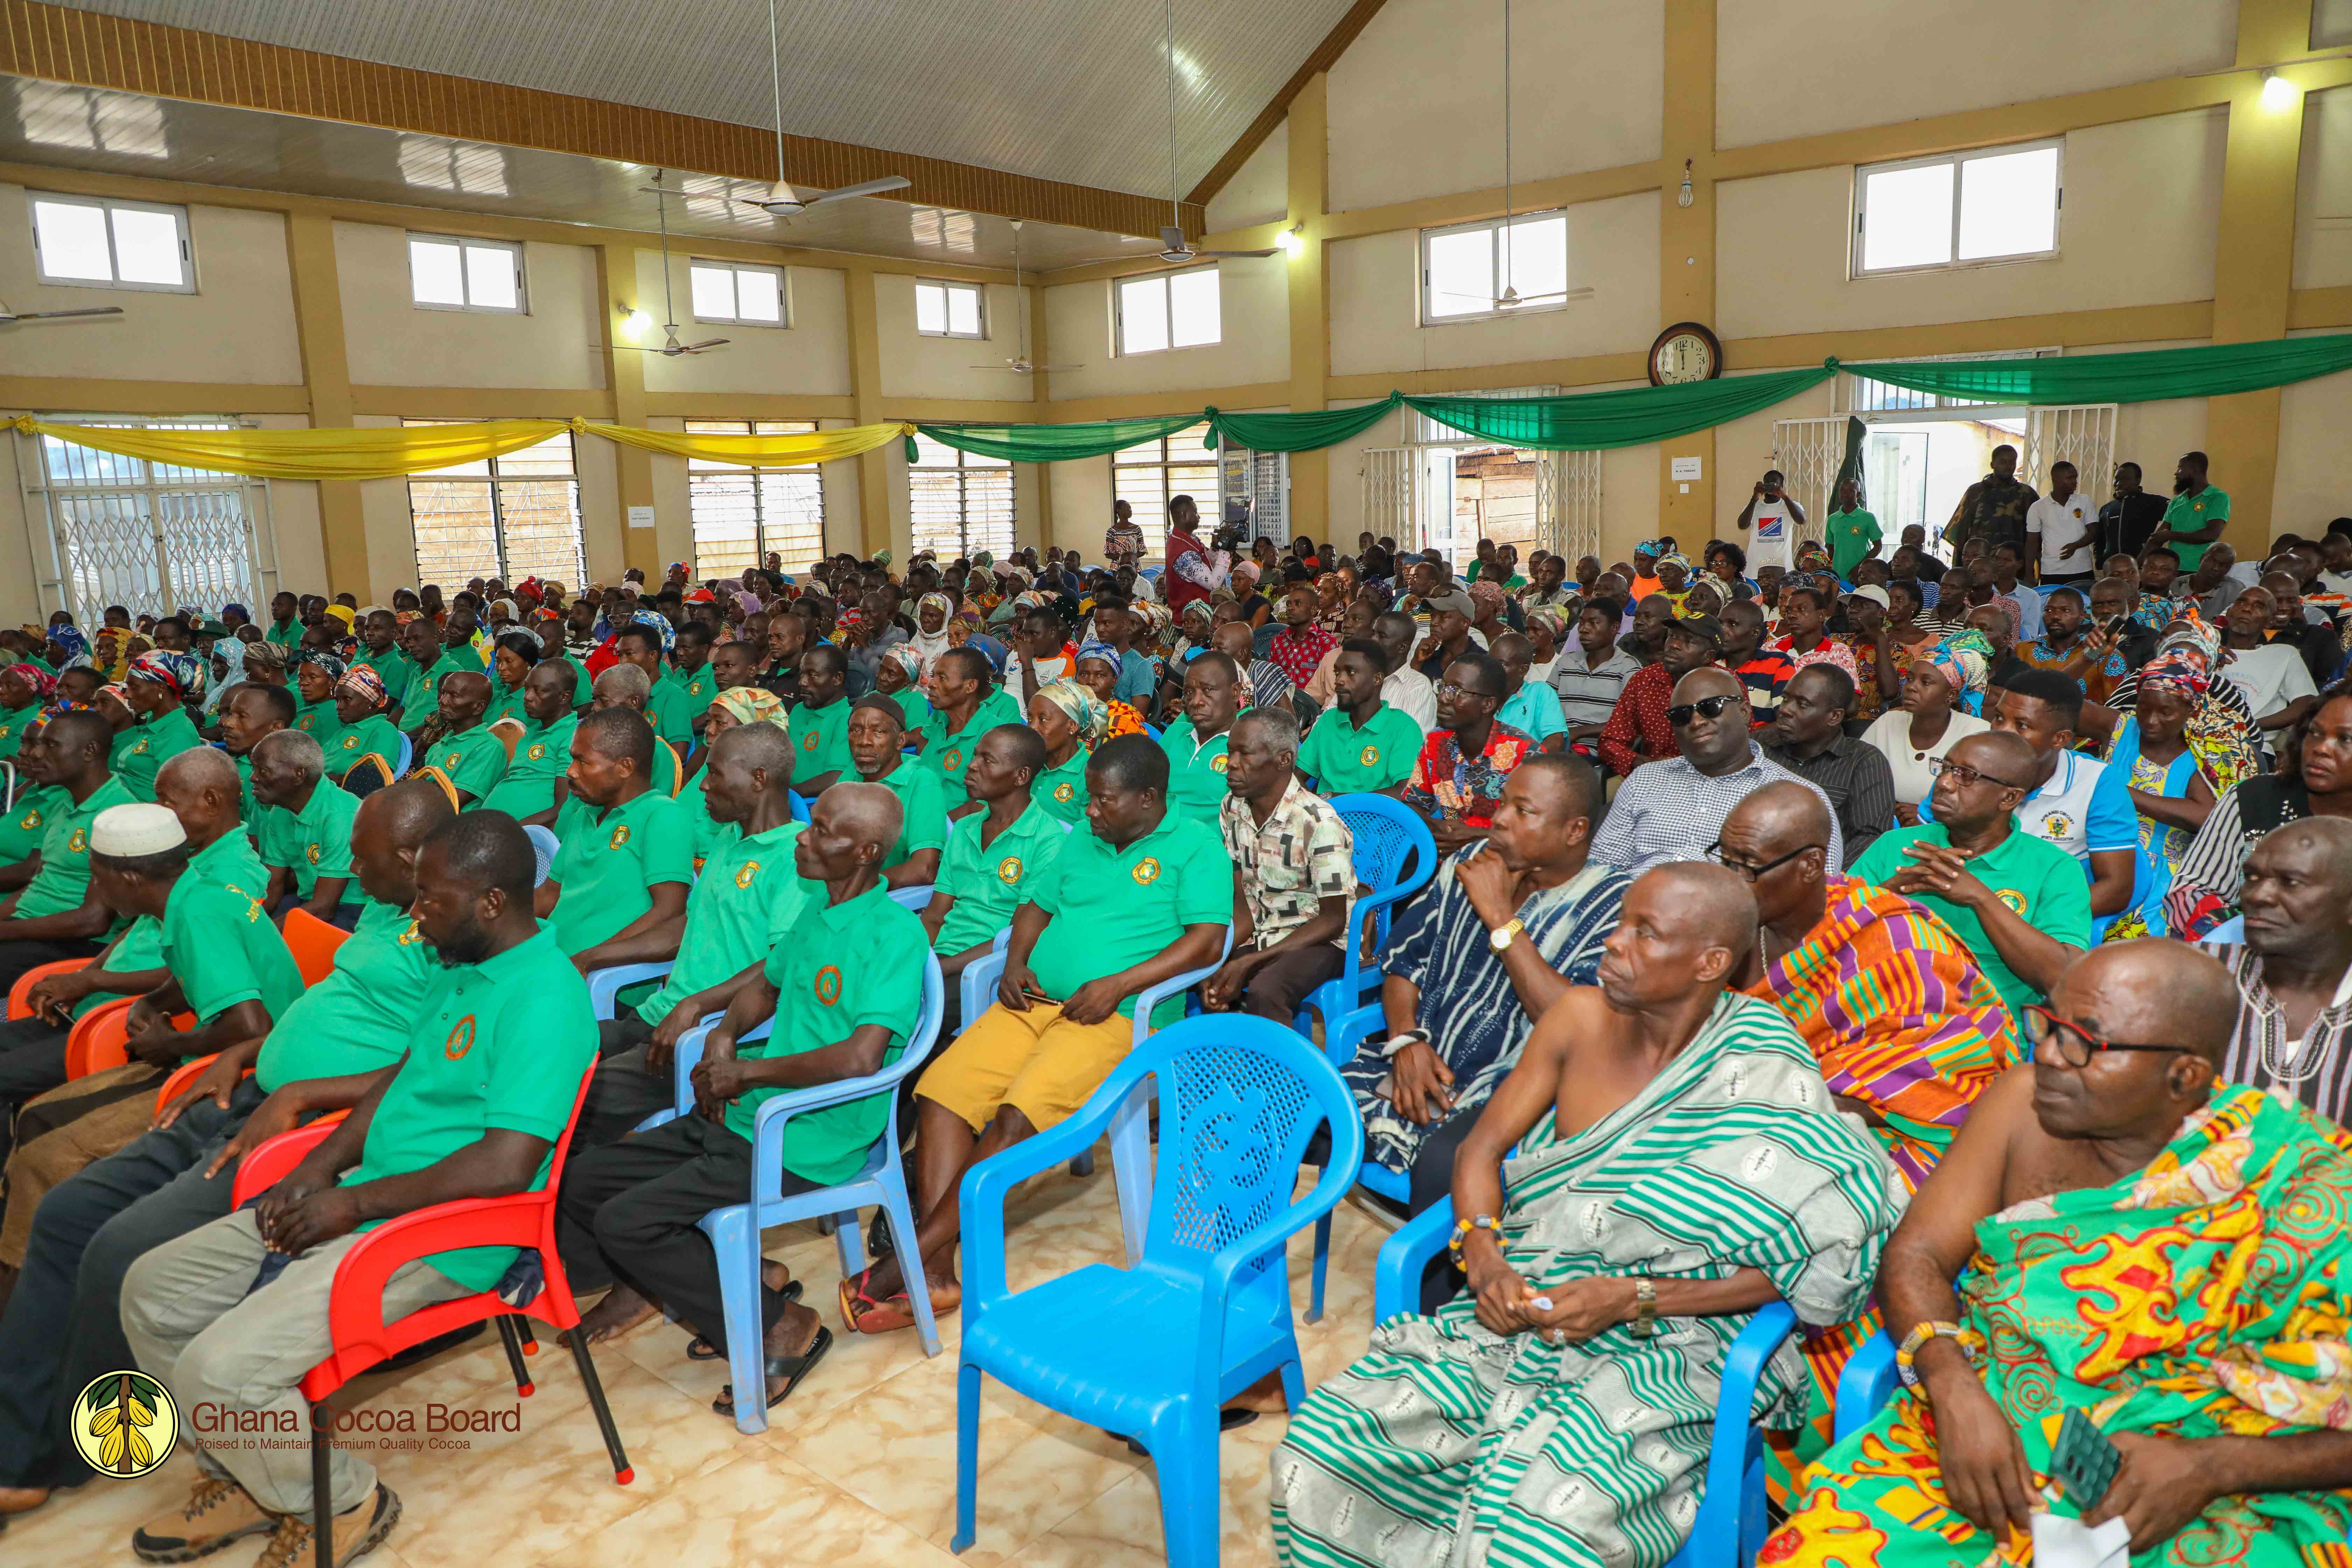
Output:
top-left (6, 958), bottom-right (88, 1020)
top-left (230, 1064), bottom-right (628, 1565)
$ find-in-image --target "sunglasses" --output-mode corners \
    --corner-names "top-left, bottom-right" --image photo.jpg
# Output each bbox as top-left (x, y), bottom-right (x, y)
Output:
top-left (2023, 1004), bottom-right (2200, 1070)
top-left (1666, 694), bottom-right (1741, 726)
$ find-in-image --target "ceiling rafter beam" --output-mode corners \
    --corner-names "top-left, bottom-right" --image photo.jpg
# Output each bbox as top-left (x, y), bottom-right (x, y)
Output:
top-left (1184, 0), bottom-right (1392, 209)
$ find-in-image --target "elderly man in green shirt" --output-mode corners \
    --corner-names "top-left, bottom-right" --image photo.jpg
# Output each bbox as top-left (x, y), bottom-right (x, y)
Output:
top-left (417, 668), bottom-right (509, 806)
top-left (919, 646), bottom-right (1024, 811)
top-left (0, 781), bottom-right (455, 1520)
top-left (920, 723), bottom-right (1066, 1032)
top-left (0, 709), bottom-right (133, 994)
top-left (1157, 648), bottom-right (1243, 826)
top-left (251, 729), bottom-right (363, 927)
top-left (478, 659), bottom-right (580, 822)
top-left (115, 651), bottom-right (206, 803)
top-left (1300, 638), bottom-right (1421, 794)
top-left (118, 810), bottom-right (599, 1567)
top-left (847, 695), bottom-right (949, 889)
top-left (591, 664), bottom-right (685, 796)
top-left (540, 707), bottom-right (692, 965)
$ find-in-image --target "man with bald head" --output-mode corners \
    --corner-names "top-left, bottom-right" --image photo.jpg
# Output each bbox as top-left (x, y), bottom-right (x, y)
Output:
top-left (1852, 729), bottom-right (2093, 1027)
top-left (1589, 665), bottom-right (1843, 874)
top-left (556, 782), bottom-right (928, 1415)
top-left (1275, 862), bottom-right (1900, 1568)
top-left (2203, 819), bottom-right (2352, 1125)
top-left (415, 666), bottom-right (508, 806)
top-left (1774, 941), bottom-right (2352, 1567)
top-left (0, 781), bottom-right (453, 1520)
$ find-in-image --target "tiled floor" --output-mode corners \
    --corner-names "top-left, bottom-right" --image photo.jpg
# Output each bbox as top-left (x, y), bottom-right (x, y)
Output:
top-left (13, 1154), bottom-right (1398, 1568)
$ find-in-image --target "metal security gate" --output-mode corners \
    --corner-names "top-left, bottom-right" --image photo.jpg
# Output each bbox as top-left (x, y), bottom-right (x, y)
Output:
top-left (16, 420), bottom-right (279, 624)
top-left (1771, 417), bottom-right (1850, 556)
top-left (2022, 405), bottom-right (2117, 507)
top-left (1359, 447), bottom-right (1412, 546)
top-left (1222, 445), bottom-right (1290, 546)
top-left (1550, 449), bottom-right (1601, 564)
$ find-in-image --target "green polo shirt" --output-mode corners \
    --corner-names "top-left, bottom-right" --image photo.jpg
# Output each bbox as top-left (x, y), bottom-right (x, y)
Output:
top-left (1298, 701), bottom-right (1421, 794)
top-left (2161, 485), bottom-right (2230, 571)
top-left (740, 884), bottom-right (930, 1182)
top-left (1824, 507), bottom-right (1883, 576)
top-left (232, 752), bottom-right (259, 824)
top-left (340, 925), bottom-right (596, 1290)
top-left (328, 713), bottom-right (402, 779)
top-left (0, 782), bottom-right (59, 869)
top-left (14, 775), bottom-right (133, 918)
top-left (1030, 747), bottom-right (1090, 826)
top-left (551, 656), bottom-right (594, 708)
top-left (1156, 716), bottom-right (1236, 826)
top-left (1026, 812), bottom-right (1228, 1025)
top-left (548, 787), bottom-right (693, 954)
top-left (258, 778), bottom-right (362, 899)
top-left (1850, 823), bottom-right (2092, 1024)
top-left (254, 897), bottom-right (438, 1093)
top-left (788, 698), bottom-right (854, 788)
top-left (400, 652), bottom-right (479, 717)
top-left (644, 671), bottom-right (695, 747)
top-left (862, 760), bottom-right (948, 872)
top-left (934, 801), bottom-right (1067, 956)
top-left (881, 686), bottom-right (934, 736)
top-left (426, 724), bottom-right (510, 803)
top-left (918, 689), bottom-right (1024, 807)
top-left (156, 865), bottom-right (306, 1028)
top-left (0, 701), bottom-right (36, 762)
top-left (478, 713), bottom-right (575, 819)
top-left (676, 777), bottom-right (737, 872)
top-left (675, 665), bottom-right (716, 713)
top-left (636, 819), bottom-right (820, 1027)
top-left (96, 826), bottom-right (271, 1010)
top-left (292, 697), bottom-right (343, 753)
top-left (114, 706), bottom-right (201, 803)
top-left (484, 677), bottom-right (531, 730)
top-left (353, 646), bottom-right (406, 687)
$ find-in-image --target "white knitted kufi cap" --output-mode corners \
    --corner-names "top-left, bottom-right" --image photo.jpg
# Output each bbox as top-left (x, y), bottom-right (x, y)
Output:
top-left (91, 803), bottom-right (187, 856)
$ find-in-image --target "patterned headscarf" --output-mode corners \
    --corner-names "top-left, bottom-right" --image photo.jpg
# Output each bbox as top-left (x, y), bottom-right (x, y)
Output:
top-left (962, 634), bottom-right (1009, 676)
top-left (4, 662), bottom-right (57, 701)
top-left (1525, 604), bottom-right (1572, 644)
top-left (1032, 676), bottom-right (1107, 746)
top-left (292, 647), bottom-right (348, 683)
top-left (1467, 579), bottom-right (1507, 618)
top-left (629, 608), bottom-right (676, 652)
top-left (336, 665), bottom-right (390, 712)
top-left (245, 641), bottom-right (290, 673)
top-left (1635, 539), bottom-right (1662, 558)
top-left (1075, 639), bottom-right (1121, 672)
top-left (2140, 645), bottom-right (2213, 697)
top-left (1655, 551), bottom-right (1692, 577)
top-left (880, 644), bottom-right (925, 683)
top-left (46, 624), bottom-right (88, 659)
top-left (130, 649), bottom-right (206, 700)
top-left (1920, 631), bottom-right (1993, 699)
top-left (710, 686), bottom-right (789, 729)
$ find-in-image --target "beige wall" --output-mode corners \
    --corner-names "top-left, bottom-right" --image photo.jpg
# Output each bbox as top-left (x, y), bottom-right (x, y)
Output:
top-left (2294, 85), bottom-right (2352, 290)
top-left (1327, 0), bottom-right (1664, 212)
top-left (875, 273), bottom-right (1033, 399)
top-left (1206, 123), bottom-right (1290, 233)
top-left (0, 187), bottom-right (302, 384)
top-left (1043, 256), bottom-right (1289, 400)
top-left (634, 253), bottom-right (852, 397)
top-left (1714, 0), bottom-right (2236, 149)
top-left (335, 221), bottom-right (607, 392)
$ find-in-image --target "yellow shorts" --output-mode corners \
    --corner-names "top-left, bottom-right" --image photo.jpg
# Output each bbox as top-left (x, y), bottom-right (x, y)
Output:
top-left (916, 1000), bottom-right (1133, 1134)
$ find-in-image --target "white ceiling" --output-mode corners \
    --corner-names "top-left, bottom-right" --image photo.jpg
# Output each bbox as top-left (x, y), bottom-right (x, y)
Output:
top-left (46, 0), bottom-right (1358, 199)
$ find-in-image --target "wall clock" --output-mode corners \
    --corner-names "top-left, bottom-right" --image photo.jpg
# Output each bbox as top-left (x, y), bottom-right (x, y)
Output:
top-left (1649, 321), bottom-right (1723, 385)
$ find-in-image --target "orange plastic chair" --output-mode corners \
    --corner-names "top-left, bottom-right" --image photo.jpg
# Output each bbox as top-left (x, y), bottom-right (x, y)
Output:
top-left (62, 999), bottom-right (195, 1079)
top-left (279, 907), bottom-right (349, 986)
top-left (7, 958), bottom-right (88, 1020)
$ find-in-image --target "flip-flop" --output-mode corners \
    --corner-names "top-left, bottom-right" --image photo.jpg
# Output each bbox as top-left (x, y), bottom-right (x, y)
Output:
top-left (686, 1282), bottom-right (801, 1360)
top-left (712, 1326), bottom-right (834, 1416)
top-left (840, 1274), bottom-right (960, 1335)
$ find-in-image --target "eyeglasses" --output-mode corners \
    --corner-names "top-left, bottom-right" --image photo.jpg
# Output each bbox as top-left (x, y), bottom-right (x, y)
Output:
top-left (1703, 840), bottom-right (1823, 882)
top-left (2023, 1005), bottom-right (2201, 1070)
top-left (1927, 757), bottom-right (2026, 791)
top-left (1435, 681), bottom-right (1496, 701)
top-left (1666, 694), bottom-right (1741, 726)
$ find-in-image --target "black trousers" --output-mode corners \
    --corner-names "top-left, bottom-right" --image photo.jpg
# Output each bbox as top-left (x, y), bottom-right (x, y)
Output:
top-left (568, 1017), bottom-right (677, 1157)
top-left (0, 938), bottom-right (104, 1000)
top-left (0, 1078), bottom-right (261, 1487)
top-left (1233, 941), bottom-right (1346, 1023)
top-left (554, 1112), bottom-right (816, 1357)
top-left (0, 1015), bottom-right (73, 1167)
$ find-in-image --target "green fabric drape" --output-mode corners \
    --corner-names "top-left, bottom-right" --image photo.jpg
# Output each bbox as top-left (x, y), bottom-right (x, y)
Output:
top-left (1402, 367), bottom-right (1836, 451)
top-left (1844, 334), bottom-right (2352, 406)
top-left (1206, 398), bottom-right (1402, 453)
top-left (914, 413), bottom-right (1204, 462)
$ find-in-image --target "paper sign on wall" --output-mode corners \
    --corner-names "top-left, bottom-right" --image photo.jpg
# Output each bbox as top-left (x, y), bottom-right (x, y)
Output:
top-left (1670, 456), bottom-right (1702, 482)
top-left (627, 505), bottom-right (655, 530)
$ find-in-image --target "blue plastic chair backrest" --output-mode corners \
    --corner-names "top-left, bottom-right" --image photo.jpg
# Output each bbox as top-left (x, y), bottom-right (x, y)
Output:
top-left (789, 790), bottom-right (812, 824)
top-left (1143, 722), bottom-right (1163, 741)
top-left (521, 823), bottom-right (560, 888)
top-left (1139, 1015), bottom-right (1352, 1298)
top-left (395, 733), bottom-right (413, 777)
top-left (1328, 793), bottom-right (1437, 949)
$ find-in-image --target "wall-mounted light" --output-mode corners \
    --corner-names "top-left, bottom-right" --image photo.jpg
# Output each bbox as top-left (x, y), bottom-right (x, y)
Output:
top-left (1278, 223), bottom-right (1305, 255)
top-left (2262, 68), bottom-right (2299, 110)
top-left (1678, 159), bottom-right (1694, 208)
top-left (620, 308), bottom-right (654, 342)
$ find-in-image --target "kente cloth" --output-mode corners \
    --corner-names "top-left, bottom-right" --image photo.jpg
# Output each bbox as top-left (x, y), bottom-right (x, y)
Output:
top-left (1273, 993), bottom-right (1900, 1568)
top-left (1767, 1085), bottom-right (2352, 1568)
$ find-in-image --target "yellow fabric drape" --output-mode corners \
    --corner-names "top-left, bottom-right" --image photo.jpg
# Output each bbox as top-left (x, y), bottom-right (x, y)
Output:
top-left (7, 416), bottom-right (917, 481)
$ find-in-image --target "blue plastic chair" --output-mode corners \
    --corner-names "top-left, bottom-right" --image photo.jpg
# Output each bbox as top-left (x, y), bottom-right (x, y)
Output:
top-left (788, 791), bottom-right (812, 824)
top-left (952, 1015), bottom-right (1362, 1568)
top-left (1375, 1197), bottom-right (1799, 1568)
top-left (889, 884), bottom-right (935, 911)
top-left (521, 824), bottom-right (560, 888)
top-left (586, 960), bottom-right (674, 1021)
top-left (394, 732), bottom-right (413, 777)
top-left (961, 924), bottom-right (1234, 1263)
top-left (649, 952), bottom-right (948, 1435)
top-left (1143, 721), bottom-right (1164, 741)
top-left (1834, 1330), bottom-right (1900, 1443)
top-left (1294, 795), bottom-right (1436, 1040)
top-left (1303, 1002), bottom-right (1410, 1322)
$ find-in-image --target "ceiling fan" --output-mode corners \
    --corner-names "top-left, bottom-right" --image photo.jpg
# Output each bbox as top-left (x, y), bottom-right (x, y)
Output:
top-left (0, 303), bottom-right (124, 327)
top-left (700, 0), bottom-right (912, 221)
top-left (973, 222), bottom-right (1084, 375)
top-left (598, 173), bottom-right (728, 357)
top-left (1440, 0), bottom-right (1583, 312)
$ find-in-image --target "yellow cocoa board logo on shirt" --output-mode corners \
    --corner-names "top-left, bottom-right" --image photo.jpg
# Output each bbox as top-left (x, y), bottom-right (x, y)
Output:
top-left (71, 1371), bottom-right (176, 1480)
top-left (342, 734), bottom-right (359, 749)
top-left (1359, 744), bottom-right (1381, 768)
top-left (397, 919), bottom-right (424, 945)
top-left (527, 743), bottom-right (546, 761)
top-left (1132, 857), bottom-right (1162, 885)
top-left (735, 859), bottom-right (760, 889)
top-left (68, 828), bottom-right (87, 853)
top-left (1211, 754), bottom-right (1229, 772)
top-left (1994, 888), bottom-right (2029, 917)
top-left (130, 738), bottom-right (148, 755)
top-left (18, 806), bottom-right (41, 831)
top-left (442, 752), bottom-right (462, 770)
top-left (997, 856), bottom-right (1023, 883)
top-left (444, 1014), bottom-right (477, 1061)
top-left (306, 843), bottom-right (322, 865)
top-left (813, 965), bottom-right (842, 1005)
top-left (609, 824), bottom-right (631, 850)
top-left (1053, 782), bottom-right (1074, 803)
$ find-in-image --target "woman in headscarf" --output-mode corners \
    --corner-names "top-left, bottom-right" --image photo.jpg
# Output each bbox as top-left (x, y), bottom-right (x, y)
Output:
top-left (486, 629), bottom-right (543, 729)
top-left (1024, 674), bottom-right (1105, 825)
top-left (872, 643), bottom-right (933, 735)
top-left (1467, 578), bottom-right (1512, 648)
top-left (1073, 642), bottom-right (1148, 745)
top-left (0, 662), bottom-right (56, 762)
top-left (674, 684), bottom-right (793, 849)
top-left (908, 592), bottom-right (956, 676)
top-left (1859, 637), bottom-right (1992, 826)
top-left (1522, 604), bottom-right (1570, 687)
top-left (326, 665), bottom-right (404, 782)
top-left (2098, 644), bottom-right (2241, 941)
top-left (289, 647), bottom-right (349, 747)
top-left (1230, 559), bottom-right (1271, 628)
top-left (1653, 552), bottom-right (1695, 614)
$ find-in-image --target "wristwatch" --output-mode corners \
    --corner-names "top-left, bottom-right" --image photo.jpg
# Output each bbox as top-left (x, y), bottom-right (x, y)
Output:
top-left (1379, 1028), bottom-right (1433, 1058)
top-left (1488, 917), bottom-right (1526, 954)
top-left (1628, 1278), bottom-right (1659, 1338)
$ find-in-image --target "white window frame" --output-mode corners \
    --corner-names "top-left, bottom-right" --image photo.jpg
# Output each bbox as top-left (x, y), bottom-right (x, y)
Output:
top-left (1112, 422), bottom-right (1219, 565)
top-left (27, 191), bottom-right (194, 293)
top-left (688, 259), bottom-right (789, 327)
top-left (1417, 209), bottom-right (1572, 326)
top-left (682, 419), bottom-right (826, 577)
top-left (401, 420), bottom-right (584, 586)
top-left (908, 434), bottom-right (1014, 561)
top-left (1114, 264), bottom-right (1222, 356)
top-left (913, 279), bottom-right (987, 339)
top-left (406, 232), bottom-right (528, 314)
top-left (1852, 139), bottom-right (2064, 279)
